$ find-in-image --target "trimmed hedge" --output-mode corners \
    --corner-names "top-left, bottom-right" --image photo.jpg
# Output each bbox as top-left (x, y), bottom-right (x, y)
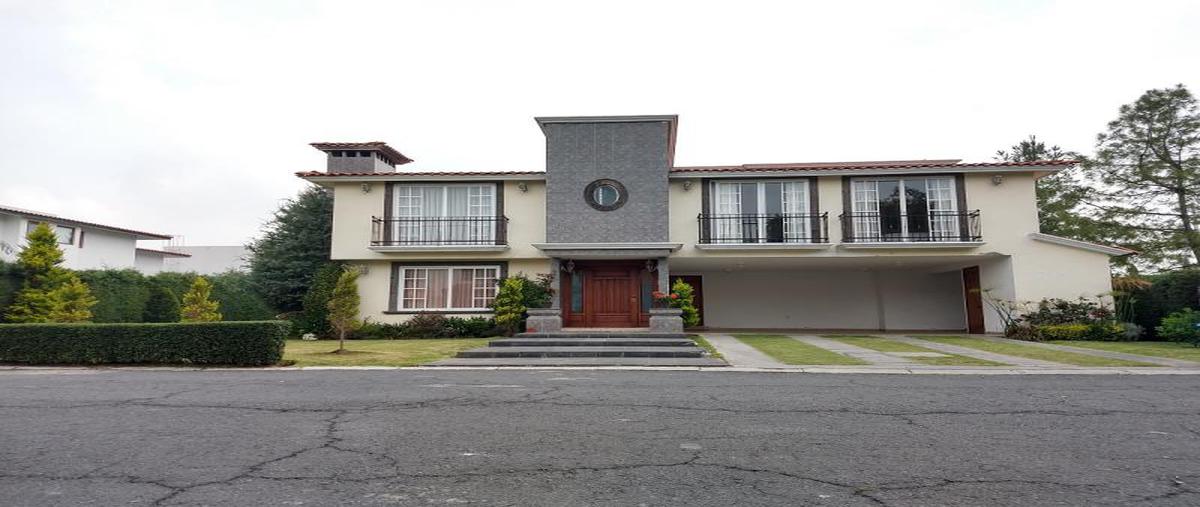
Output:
top-left (1034, 323), bottom-right (1125, 341)
top-left (0, 321), bottom-right (289, 365)
top-left (1130, 268), bottom-right (1200, 339)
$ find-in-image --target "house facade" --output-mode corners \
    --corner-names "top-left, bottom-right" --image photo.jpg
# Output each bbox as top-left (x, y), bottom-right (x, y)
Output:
top-left (0, 204), bottom-right (176, 272)
top-left (298, 116), bottom-right (1131, 334)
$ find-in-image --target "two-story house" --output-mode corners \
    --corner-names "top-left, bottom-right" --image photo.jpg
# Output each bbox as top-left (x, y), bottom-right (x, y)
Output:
top-left (0, 204), bottom-right (183, 272)
top-left (298, 116), bottom-right (1132, 334)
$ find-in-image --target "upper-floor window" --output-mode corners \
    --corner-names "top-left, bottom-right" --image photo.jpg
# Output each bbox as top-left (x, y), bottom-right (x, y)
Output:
top-left (849, 176), bottom-right (960, 241)
top-left (389, 183), bottom-right (498, 245)
top-left (708, 180), bottom-right (814, 243)
top-left (26, 222), bottom-right (75, 245)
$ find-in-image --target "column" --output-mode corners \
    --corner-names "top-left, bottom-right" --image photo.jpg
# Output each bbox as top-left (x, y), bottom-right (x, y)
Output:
top-left (550, 257), bottom-right (561, 310)
top-left (657, 257), bottom-right (669, 292)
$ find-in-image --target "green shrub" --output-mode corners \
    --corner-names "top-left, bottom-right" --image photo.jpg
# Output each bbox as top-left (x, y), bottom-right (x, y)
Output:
top-left (209, 271), bottom-right (276, 321)
top-left (669, 278), bottom-right (700, 327)
top-left (294, 263), bottom-right (342, 337)
top-left (444, 316), bottom-right (500, 337)
top-left (0, 321), bottom-right (289, 365)
top-left (0, 260), bottom-right (24, 314)
top-left (143, 284), bottom-right (181, 322)
top-left (351, 316), bottom-right (499, 339)
top-left (1034, 323), bottom-right (1090, 340)
top-left (77, 269), bottom-right (151, 323)
top-left (1022, 298), bottom-right (1112, 326)
top-left (1157, 309), bottom-right (1200, 346)
top-left (492, 278), bottom-right (526, 336)
top-left (403, 313), bottom-right (453, 338)
top-left (181, 277), bottom-right (222, 322)
top-left (511, 273), bottom-right (554, 309)
top-left (1132, 268), bottom-right (1200, 339)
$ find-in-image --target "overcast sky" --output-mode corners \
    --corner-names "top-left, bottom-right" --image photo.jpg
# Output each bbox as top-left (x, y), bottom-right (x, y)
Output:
top-left (1, 0), bottom-right (1197, 245)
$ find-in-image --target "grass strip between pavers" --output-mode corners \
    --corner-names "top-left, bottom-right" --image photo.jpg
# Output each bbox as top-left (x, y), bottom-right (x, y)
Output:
top-left (690, 335), bottom-right (724, 360)
top-left (734, 334), bottom-right (868, 366)
top-left (1048, 341), bottom-right (1200, 363)
top-left (912, 336), bottom-right (1159, 367)
top-left (284, 339), bottom-right (490, 367)
top-left (821, 335), bottom-right (1007, 366)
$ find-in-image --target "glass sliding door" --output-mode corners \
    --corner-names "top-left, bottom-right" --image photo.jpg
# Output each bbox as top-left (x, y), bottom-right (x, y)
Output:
top-left (391, 184), bottom-right (496, 244)
top-left (850, 177), bottom-right (959, 242)
top-left (710, 180), bottom-right (810, 243)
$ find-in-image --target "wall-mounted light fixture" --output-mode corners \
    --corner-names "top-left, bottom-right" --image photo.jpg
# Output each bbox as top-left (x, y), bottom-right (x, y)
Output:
top-left (360, 183), bottom-right (372, 193)
top-left (682, 180), bottom-right (694, 191)
top-left (991, 174), bottom-right (1004, 186)
top-left (517, 181), bottom-right (529, 193)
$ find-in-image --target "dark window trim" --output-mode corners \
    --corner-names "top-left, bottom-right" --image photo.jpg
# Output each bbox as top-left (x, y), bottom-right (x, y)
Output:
top-left (387, 260), bottom-right (510, 313)
top-left (382, 181), bottom-right (505, 220)
top-left (841, 173), bottom-right (970, 241)
top-left (583, 178), bottom-right (628, 211)
top-left (704, 176), bottom-right (820, 215)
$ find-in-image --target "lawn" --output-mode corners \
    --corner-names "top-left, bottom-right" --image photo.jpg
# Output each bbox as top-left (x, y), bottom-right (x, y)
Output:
top-left (822, 335), bottom-right (1007, 366)
top-left (913, 336), bottom-right (1159, 367)
top-left (734, 334), bottom-right (867, 365)
top-left (1049, 340), bottom-right (1200, 363)
top-left (284, 339), bottom-right (489, 367)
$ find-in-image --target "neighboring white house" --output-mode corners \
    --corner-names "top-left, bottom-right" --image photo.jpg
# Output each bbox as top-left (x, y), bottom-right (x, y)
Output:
top-left (298, 116), bottom-right (1134, 334)
top-left (0, 204), bottom-right (174, 271)
top-left (160, 245), bottom-right (250, 274)
top-left (134, 248), bottom-right (193, 275)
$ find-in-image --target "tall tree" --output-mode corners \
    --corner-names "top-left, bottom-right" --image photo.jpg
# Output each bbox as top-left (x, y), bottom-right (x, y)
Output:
top-left (1086, 84), bottom-right (1200, 269)
top-left (4, 223), bottom-right (96, 323)
top-left (248, 185), bottom-right (334, 312)
top-left (995, 135), bottom-right (1096, 238)
top-left (326, 267), bottom-right (361, 352)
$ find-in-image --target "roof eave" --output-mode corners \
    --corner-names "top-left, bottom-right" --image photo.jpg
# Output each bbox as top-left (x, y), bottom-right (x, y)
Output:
top-left (668, 164), bottom-right (1072, 178)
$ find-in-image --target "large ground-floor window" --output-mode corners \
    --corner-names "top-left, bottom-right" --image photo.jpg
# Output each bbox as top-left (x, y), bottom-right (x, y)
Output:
top-left (397, 265), bottom-right (500, 311)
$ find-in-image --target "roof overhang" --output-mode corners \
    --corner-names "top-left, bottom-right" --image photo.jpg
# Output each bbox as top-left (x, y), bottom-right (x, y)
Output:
top-left (296, 171), bottom-right (546, 186)
top-left (135, 247), bottom-right (192, 258)
top-left (533, 242), bottom-right (683, 260)
top-left (535, 115), bottom-right (679, 167)
top-left (669, 162), bottom-right (1074, 179)
top-left (1028, 232), bottom-right (1135, 256)
top-left (0, 205), bottom-right (172, 240)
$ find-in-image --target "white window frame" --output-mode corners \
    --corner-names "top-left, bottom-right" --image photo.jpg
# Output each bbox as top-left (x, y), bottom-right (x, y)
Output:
top-left (396, 265), bottom-right (501, 311)
top-left (709, 179), bottom-right (812, 242)
top-left (850, 176), bottom-right (960, 241)
top-left (390, 183), bottom-right (497, 244)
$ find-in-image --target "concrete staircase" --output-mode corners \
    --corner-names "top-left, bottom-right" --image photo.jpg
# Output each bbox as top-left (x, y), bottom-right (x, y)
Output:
top-left (428, 333), bottom-right (727, 367)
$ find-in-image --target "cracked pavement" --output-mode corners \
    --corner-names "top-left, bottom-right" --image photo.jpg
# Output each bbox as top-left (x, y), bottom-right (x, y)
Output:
top-left (1, 370), bottom-right (1199, 506)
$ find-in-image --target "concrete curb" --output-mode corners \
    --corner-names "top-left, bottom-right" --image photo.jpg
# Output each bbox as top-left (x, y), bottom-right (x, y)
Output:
top-left (4, 365), bottom-right (1200, 375)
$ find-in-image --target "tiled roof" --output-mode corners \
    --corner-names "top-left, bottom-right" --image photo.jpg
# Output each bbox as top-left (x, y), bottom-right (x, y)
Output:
top-left (135, 247), bottom-right (192, 258)
top-left (295, 170), bottom-right (545, 178)
top-left (670, 159), bottom-right (1078, 173)
top-left (0, 204), bottom-right (172, 240)
top-left (309, 142), bottom-right (413, 165)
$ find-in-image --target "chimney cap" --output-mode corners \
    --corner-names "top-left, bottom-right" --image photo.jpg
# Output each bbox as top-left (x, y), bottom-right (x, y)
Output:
top-left (309, 141), bottom-right (413, 166)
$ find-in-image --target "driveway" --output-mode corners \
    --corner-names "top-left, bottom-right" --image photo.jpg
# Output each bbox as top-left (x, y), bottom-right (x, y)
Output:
top-left (1, 369), bottom-right (1199, 506)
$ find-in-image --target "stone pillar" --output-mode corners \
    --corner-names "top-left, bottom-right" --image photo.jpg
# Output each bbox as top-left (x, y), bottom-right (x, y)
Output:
top-left (549, 258), bottom-right (562, 310)
top-left (657, 257), bottom-right (669, 291)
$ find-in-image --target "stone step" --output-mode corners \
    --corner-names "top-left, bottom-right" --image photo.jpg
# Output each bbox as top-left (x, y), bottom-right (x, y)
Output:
top-left (428, 356), bottom-right (728, 367)
top-left (489, 338), bottom-right (697, 348)
top-left (516, 331), bottom-right (688, 339)
top-left (456, 346), bottom-right (706, 359)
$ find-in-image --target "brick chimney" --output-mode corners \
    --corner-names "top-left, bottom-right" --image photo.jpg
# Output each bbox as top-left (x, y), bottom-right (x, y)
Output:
top-left (309, 142), bottom-right (412, 174)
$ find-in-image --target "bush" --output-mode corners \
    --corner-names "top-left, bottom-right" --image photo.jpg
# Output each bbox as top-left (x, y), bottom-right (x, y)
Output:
top-left (294, 263), bottom-right (343, 337)
top-left (208, 272), bottom-right (276, 321)
top-left (0, 321), bottom-right (289, 365)
top-left (1131, 268), bottom-right (1200, 339)
top-left (512, 273), bottom-right (554, 309)
top-left (669, 278), bottom-right (700, 327)
top-left (1157, 309), bottom-right (1200, 346)
top-left (0, 260), bottom-right (24, 314)
top-left (143, 284), bottom-right (181, 323)
top-left (444, 316), bottom-right (501, 338)
top-left (351, 316), bottom-right (499, 339)
top-left (403, 313), bottom-right (453, 338)
top-left (492, 278), bottom-right (526, 336)
top-left (1022, 298), bottom-right (1112, 326)
top-left (77, 269), bottom-right (151, 322)
top-left (1033, 323), bottom-right (1125, 341)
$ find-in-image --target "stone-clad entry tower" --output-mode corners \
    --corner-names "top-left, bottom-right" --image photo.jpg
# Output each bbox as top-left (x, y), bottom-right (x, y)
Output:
top-left (527, 116), bottom-right (683, 332)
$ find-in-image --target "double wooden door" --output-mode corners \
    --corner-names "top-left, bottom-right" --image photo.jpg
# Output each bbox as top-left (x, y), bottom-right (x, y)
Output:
top-left (561, 261), bottom-right (652, 328)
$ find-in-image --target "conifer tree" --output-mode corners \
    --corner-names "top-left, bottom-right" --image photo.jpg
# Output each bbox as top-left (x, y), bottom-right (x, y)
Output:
top-left (180, 277), bottom-right (222, 322)
top-left (326, 267), bottom-right (361, 352)
top-left (5, 223), bottom-right (96, 323)
top-left (491, 277), bottom-right (526, 336)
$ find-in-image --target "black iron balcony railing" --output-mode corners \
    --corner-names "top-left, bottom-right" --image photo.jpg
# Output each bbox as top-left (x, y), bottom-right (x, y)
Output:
top-left (371, 216), bottom-right (508, 246)
top-left (840, 210), bottom-right (981, 243)
top-left (697, 213), bottom-right (829, 244)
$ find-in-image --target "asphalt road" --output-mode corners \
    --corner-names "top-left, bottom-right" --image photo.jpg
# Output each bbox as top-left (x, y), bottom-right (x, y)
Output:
top-left (1, 370), bottom-right (1199, 506)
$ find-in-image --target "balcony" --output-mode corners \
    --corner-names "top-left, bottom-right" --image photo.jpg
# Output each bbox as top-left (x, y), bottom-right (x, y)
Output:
top-left (370, 216), bottom-right (509, 251)
top-left (840, 211), bottom-right (982, 246)
top-left (696, 213), bottom-right (830, 249)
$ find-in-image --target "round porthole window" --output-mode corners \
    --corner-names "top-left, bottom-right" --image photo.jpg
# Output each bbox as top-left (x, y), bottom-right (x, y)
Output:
top-left (584, 179), bottom-right (628, 211)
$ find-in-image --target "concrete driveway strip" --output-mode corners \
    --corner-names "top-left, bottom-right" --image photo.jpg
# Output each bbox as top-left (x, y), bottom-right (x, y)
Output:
top-left (789, 335), bottom-right (918, 366)
top-left (977, 335), bottom-right (1200, 368)
top-left (892, 335), bottom-right (1064, 367)
top-left (700, 334), bottom-right (789, 368)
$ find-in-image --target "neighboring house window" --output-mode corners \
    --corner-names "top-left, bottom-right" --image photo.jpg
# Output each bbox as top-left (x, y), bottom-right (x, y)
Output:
top-left (710, 180), bottom-right (811, 243)
top-left (391, 184), bottom-right (497, 244)
top-left (850, 176), bottom-right (960, 241)
top-left (397, 265), bottom-right (500, 311)
top-left (26, 222), bottom-right (75, 245)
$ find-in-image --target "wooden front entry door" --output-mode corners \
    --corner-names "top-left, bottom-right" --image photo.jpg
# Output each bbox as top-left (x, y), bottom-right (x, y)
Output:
top-left (962, 266), bottom-right (985, 334)
top-left (562, 261), bottom-right (651, 328)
